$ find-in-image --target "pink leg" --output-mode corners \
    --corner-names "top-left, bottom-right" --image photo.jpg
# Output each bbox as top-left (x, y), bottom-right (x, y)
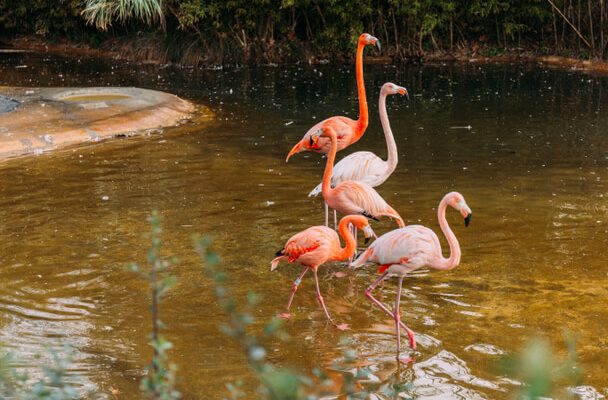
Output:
top-left (324, 202), bottom-right (329, 227)
top-left (348, 223), bottom-right (355, 264)
top-left (365, 272), bottom-right (416, 350)
top-left (278, 267), bottom-right (308, 319)
top-left (333, 209), bottom-right (338, 231)
top-left (313, 269), bottom-right (349, 331)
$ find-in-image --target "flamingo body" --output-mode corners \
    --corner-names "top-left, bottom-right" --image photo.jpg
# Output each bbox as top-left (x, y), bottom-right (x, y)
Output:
top-left (309, 83), bottom-right (408, 198)
top-left (354, 225), bottom-right (442, 275)
top-left (286, 34), bottom-right (380, 161)
top-left (325, 181), bottom-right (403, 226)
top-left (280, 226), bottom-right (341, 267)
top-left (351, 191), bottom-right (472, 362)
top-left (271, 215), bottom-right (375, 330)
top-left (309, 151), bottom-right (387, 196)
top-left (313, 126), bottom-right (405, 228)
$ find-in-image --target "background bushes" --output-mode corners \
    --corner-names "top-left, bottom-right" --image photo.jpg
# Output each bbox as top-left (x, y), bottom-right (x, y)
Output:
top-left (1, 0), bottom-right (607, 65)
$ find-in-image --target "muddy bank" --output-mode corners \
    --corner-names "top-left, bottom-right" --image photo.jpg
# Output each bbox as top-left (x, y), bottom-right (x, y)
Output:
top-left (4, 35), bottom-right (608, 76)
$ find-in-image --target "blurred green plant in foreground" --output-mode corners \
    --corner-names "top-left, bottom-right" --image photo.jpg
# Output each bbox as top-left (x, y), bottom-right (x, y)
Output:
top-left (129, 211), bottom-right (180, 399)
top-left (500, 336), bottom-right (582, 399)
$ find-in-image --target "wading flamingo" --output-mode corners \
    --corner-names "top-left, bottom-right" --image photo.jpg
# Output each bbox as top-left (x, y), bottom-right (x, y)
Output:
top-left (351, 191), bottom-right (472, 362)
top-left (309, 82), bottom-right (409, 226)
top-left (311, 126), bottom-right (405, 230)
top-left (271, 215), bottom-right (375, 330)
top-left (285, 33), bottom-right (380, 161)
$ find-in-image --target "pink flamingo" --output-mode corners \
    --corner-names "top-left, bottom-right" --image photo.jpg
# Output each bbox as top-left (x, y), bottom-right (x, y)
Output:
top-left (271, 215), bottom-right (375, 330)
top-left (309, 83), bottom-right (408, 226)
top-left (351, 191), bottom-right (472, 362)
top-left (285, 33), bottom-right (380, 161)
top-left (311, 126), bottom-right (405, 230)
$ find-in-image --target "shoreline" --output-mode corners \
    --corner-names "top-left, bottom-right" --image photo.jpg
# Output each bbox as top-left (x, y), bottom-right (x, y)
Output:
top-left (3, 35), bottom-right (608, 76)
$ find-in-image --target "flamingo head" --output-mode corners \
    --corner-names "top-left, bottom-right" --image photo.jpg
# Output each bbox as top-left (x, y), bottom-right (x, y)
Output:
top-left (382, 82), bottom-right (409, 99)
top-left (310, 126), bottom-right (337, 144)
top-left (446, 192), bottom-right (472, 227)
top-left (360, 33), bottom-right (381, 51)
top-left (345, 215), bottom-right (377, 244)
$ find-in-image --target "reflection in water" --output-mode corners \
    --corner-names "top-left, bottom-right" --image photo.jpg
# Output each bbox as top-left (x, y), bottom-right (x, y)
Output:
top-left (0, 53), bottom-right (608, 398)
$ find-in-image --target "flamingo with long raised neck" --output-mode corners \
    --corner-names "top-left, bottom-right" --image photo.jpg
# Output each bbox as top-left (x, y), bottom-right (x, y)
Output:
top-left (271, 215), bottom-right (375, 330)
top-left (309, 82), bottom-right (408, 226)
top-left (311, 126), bottom-right (405, 228)
top-left (351, 191), bottom-right (472, 362)
top-left (285, 33), bottom-right (380, 161)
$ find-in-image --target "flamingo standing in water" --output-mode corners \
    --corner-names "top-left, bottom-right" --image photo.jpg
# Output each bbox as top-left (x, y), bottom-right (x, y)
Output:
top-left (351, 191), bottom-right (472, 362)
top-left (285, 33), bottom-right (380, 161)
top-left (309, 82), bottom-right (409, 226)
top-left (311, 126), bottom-right (405, 230)
top-left (271, 215), bottom-right (375, 330)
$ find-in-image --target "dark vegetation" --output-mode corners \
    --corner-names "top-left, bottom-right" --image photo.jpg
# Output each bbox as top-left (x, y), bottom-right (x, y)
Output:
top-left (1, 0), bottom-right (608, 66)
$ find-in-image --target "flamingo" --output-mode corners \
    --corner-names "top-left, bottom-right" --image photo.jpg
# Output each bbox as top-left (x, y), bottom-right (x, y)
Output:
top-left (311, 126), bottom-right (405, 231)
top-left (270, 215), bottom-right (376, 331)
top-left (285, 33), bottom-right (380, 161)
top-left (309, 82), bottom-right (409, 227)
top-left (351, 191), bottom-right (472, 362)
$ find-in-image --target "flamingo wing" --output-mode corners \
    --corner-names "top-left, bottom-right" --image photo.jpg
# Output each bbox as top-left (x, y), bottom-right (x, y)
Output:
top-left (365, 226), bottom-right (440, 268)
top-left (332, 151), bottom-right (387, 186)
top-left (287, 117), bottom-right (357, 160)
top-left (282, 226), bottom-right (338, 266)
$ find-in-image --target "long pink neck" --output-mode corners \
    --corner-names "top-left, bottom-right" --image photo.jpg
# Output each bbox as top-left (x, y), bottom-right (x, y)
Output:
top-left (379, 91), bottom-right (398, 173)
top-left (436, 197), bottom-right (461, 270)
top-left (335, 216), bottom-right (358, 260)
top-left (355, 42), bottom-right (368, 135)
top-left (321, 130), bottom-right (337, 198)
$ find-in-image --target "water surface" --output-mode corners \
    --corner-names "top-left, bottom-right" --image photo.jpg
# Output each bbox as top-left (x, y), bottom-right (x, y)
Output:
top-left (0, 53), bottom-right (607, 398)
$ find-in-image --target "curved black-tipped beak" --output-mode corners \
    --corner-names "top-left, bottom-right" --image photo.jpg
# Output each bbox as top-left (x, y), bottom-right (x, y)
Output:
top-left (375, 40), bottom-right (381, 52)
top-left (464, 213), bottom-right (472, 227)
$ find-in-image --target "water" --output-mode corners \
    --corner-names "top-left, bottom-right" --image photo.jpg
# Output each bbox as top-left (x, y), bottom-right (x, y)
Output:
top-left (0, 52), bottom-right (607, 398)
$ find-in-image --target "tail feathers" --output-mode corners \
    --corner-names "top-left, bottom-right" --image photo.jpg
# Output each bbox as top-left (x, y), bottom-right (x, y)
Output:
top-left (308, 183), bottom-right (322, 197)
top-left (350, 247), bottom-right (373, 269)
top-left (377, 211), bottom-right (405, 228)
top-left (271, 255), bottom-right (287, 271)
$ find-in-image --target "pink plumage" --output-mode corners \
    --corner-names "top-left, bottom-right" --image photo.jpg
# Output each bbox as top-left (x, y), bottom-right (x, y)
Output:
top-left (271, 215), bottom-right (375, 331)
top-left (351, 191), bottom-right (472, 362)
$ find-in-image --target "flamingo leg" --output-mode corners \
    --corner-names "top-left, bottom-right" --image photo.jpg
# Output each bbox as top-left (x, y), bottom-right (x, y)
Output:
top-left (324, 202), bottom-right (329, 227)
top-left (365, 272), bottom-right (416, 350)
top-left (278, 267), bottom-right (308, 319)
top-left (313, 269), bottom-right (349, 331)
top-left (333, 209), bottom-right (338, 231)
top-left (394, 276), bottom-right (406, 361)
top-left (348, 223), bottom-right (357, 264)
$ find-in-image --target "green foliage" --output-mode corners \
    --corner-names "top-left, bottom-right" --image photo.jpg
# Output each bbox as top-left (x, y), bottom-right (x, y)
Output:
top-left (2, 0), bottom-right (608, 61)
top-left (82, 0), bottom-right (164, 31)
top-left (131, 211), bottom-right (180, 400)
top-left (0, 345), bottom-right (80, 399)
top-left (499, 336), bottom-right (582, 399)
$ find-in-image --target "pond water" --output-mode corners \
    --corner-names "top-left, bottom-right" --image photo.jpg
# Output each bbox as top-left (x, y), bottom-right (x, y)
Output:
top-left (0, 52), bottom-right (607, 398)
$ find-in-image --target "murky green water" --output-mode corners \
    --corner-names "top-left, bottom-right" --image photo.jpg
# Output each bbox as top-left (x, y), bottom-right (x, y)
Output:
top-left (0, 52), bottom-right (607, 398)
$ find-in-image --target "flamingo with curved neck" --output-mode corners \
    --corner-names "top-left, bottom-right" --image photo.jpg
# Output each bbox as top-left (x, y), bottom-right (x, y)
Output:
top-left (308, 83), bottom-right (408, 226)
top-left (312, 126), bottom-right (405, 228)
top-left (271, 215), bottom-right (375, 330)
top-left (285, 33), bottom-right (380, 161)
top-left (351, 191), bottom-right (472, 362)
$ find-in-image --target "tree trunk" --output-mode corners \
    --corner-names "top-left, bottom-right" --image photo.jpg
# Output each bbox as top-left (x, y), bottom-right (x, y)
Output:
top-left (589, 0), bottom-right (595, 57)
